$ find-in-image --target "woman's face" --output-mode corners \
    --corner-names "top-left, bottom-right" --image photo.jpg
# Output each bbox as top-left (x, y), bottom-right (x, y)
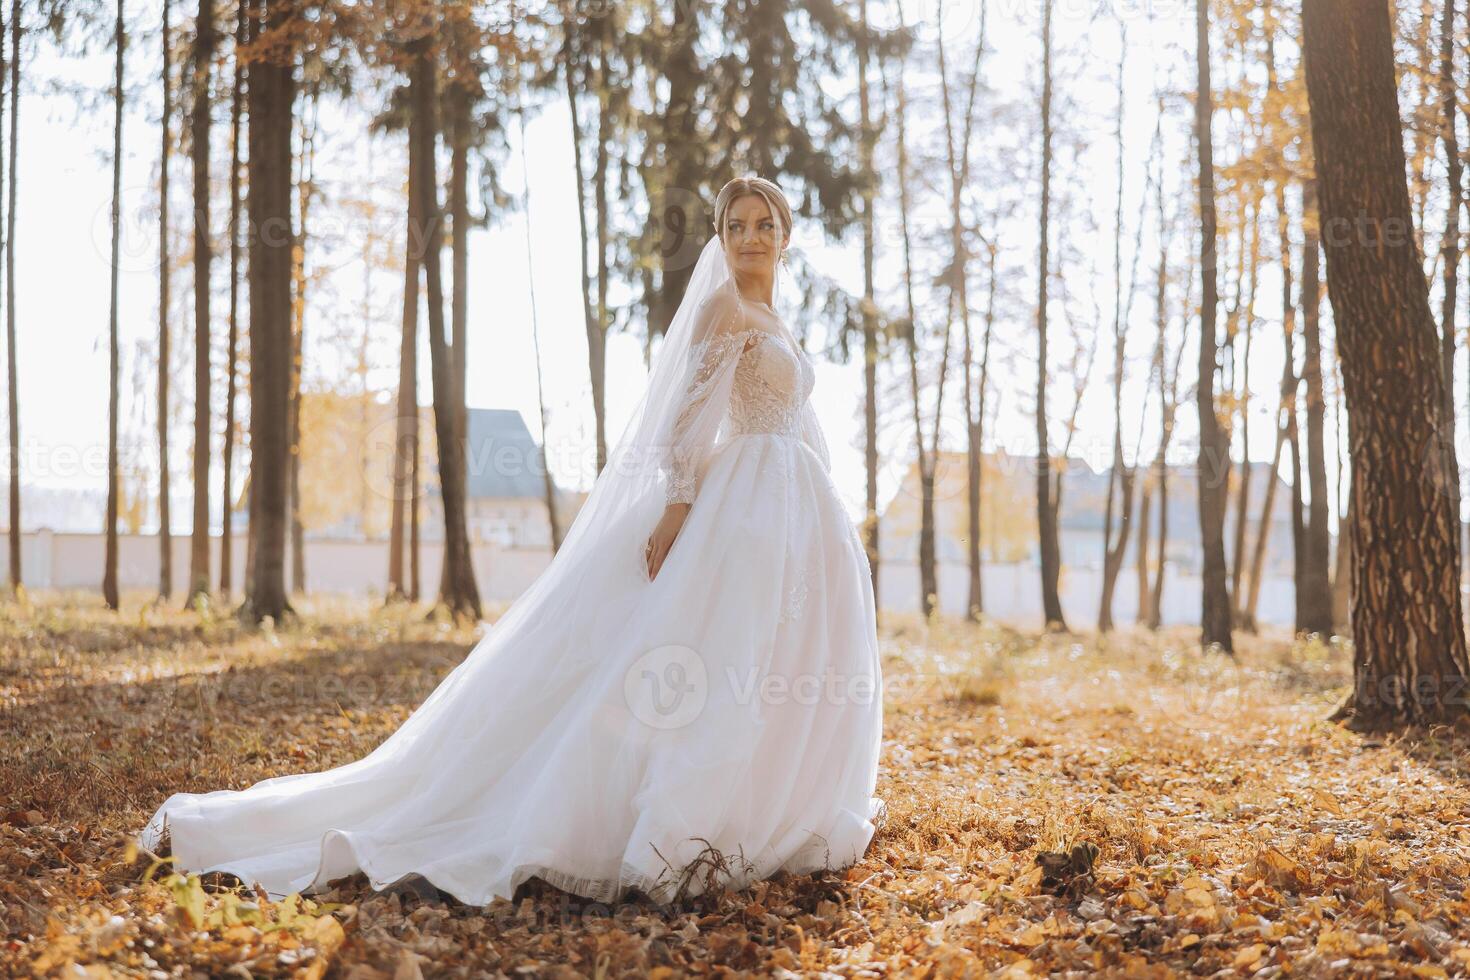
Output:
top-left (721, 194), bottom-right (787, 277)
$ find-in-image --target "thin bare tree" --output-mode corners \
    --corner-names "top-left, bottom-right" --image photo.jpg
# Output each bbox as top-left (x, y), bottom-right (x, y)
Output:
top-left (938, 0), bottom-right (987, 624)
top-left (241, 0), bottom-right (298, 625)
top-left (103, 0), bottom-right (126, 612)
top-left (219, 0), bottom-right (245, 597)
top-left (3, 0), bottom-right (18, 595)
top-left (1195, 0), bottom-right (1234, 651)
top-left (387, 92), bottom-right (421, 605)
top-left (409, 33), bottom-right (479, 621)
top-left (158, 0), bottom-right (174, 601)
top-left (858, 0), bottom-right (881, 612)
top-left (1035, 0), bottom-right (1066, 632)
top-left (186, 0), bottom-right (216, 608)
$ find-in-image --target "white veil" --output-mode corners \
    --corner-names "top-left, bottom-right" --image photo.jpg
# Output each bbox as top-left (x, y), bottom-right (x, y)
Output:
top-left (537, 231), bottom-right (831, 595)
top-left (135, 230), bottom-right (847, 904)
top-left (455, 231), bottom-right (834, 655)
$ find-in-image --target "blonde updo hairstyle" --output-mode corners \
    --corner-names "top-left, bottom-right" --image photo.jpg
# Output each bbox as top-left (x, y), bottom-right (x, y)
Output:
top-left (713, 176), bottom-right (792, 264)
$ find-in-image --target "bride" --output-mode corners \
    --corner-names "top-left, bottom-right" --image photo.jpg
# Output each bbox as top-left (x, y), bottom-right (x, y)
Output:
top-left (138, 175), bottom-right (885, 907)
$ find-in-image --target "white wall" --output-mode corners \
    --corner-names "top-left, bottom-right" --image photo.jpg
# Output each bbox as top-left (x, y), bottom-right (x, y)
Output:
top-left (7, 529), bottom-right (1309, 628)
top-left (877, 559), bottom-right (1299, 629)
top-left (3, 530), bottom-right (556, 605)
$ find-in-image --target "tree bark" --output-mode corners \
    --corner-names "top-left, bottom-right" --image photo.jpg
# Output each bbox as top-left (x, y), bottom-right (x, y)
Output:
top-left (890, 3), bottom-right (937, 619)
top-left (971, 239), bottom-right (997, 621)
top-left (104, 0), bottom-right (125, 612)
top-left (287, 85), bottom-right (317, 596)
top-left (938, 0), bottom-right (986, 624)
top-left (448, 79), bottom-right (468, 478)
top-left (219, 0), bottom-right (244, 596)
top-left (1228, 196), bottom-right (1261, 623)
top-left (860, 0), bottom-right (881, 615)
top-left (563, 26), bottom-right (607, 477)
top-left (4, 0), bottom-right (18, 593)
top-left (158, 0), bottom-right (173, 601)
top-left (387, 98), bottom-right (421, 605)
top-left (1036, 0), bottom-right (1066, 632)
top-left (1298, 177), bottom-right (1335, 634)
top-left (1303, 0), bottom-right (1470, 729)
top-left (1440, 0), bottom-right (1463, 559)
top-left (186, 0), bottom-right (214, 608)
top-left (241, 0), bottom-right (296, 625)
top-left (893, 0), bottom-right (952, 620)
top-left (1244, 358), bottom-right (1293, 631)
top-left (410, 37), bottom-right (480, 622)
top-left (1099, 24), bottom-right (1139, 633)
top-left (1194, 0), bottom-right (1233, 652)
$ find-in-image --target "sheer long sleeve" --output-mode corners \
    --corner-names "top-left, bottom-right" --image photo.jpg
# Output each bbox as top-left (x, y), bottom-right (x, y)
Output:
top-left (662, 292), bottom-right (754, 507)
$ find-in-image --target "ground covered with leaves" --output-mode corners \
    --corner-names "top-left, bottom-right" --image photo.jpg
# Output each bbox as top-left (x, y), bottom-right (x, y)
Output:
top-left (2, 591), bottom-right (1470, 977)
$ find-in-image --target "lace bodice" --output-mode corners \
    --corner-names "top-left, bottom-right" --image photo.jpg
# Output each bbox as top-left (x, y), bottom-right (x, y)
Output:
top-left (664, 326), bottom-right (819, 507)
top-left (729, 330), bottom-right (816, 437)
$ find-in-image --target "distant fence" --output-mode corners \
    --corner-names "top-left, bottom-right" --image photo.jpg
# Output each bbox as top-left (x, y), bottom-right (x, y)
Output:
top-left (878, 560), bottom-right (1299, 629)
top-left (5, 529), bottom-right (1302, 628)
top-left (0, 530), bottom-right (554, 605)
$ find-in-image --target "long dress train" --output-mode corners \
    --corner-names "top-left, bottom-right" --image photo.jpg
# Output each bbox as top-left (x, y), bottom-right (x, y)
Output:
top-left (139, 310), bottom-right (884, 906)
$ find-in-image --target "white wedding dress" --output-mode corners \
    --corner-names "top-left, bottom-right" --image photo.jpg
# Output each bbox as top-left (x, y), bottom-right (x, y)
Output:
top-left (138, 265), bottom-right (885, 906)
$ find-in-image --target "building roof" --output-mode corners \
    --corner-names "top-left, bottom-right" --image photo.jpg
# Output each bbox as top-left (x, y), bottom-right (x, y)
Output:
top-left (426, 407), bottom-right (564, 501)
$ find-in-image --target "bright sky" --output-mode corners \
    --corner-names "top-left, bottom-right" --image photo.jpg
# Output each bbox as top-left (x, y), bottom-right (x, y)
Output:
top-left (12, 0), bottom-right (1366, 534)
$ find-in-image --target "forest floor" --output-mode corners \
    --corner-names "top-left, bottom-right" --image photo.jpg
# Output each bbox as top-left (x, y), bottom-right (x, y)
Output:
top-left (2, 591), bottom-right (1470, 978)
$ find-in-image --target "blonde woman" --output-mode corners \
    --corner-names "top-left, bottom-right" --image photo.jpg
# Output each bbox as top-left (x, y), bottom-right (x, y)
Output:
top-left (140, 176), bottom-right (884, 907)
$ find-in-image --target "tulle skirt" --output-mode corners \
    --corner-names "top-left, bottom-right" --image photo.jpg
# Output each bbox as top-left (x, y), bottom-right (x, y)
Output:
top-left (138, 432), bottom-right (884, 906)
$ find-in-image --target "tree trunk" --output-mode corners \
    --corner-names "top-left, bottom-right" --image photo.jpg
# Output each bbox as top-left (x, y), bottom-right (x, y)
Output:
top-left (186, 0), bottom-right (214, 608)
top-left (592, 11), bottom-right (612, 473)
top-left (1194, 0), bottom-right (1233, 652)
top-left (970, 240), bottom-right (997, 621)
top-left (410, 38), bottom-right (480, 622)
top-left (1139, 125), bottom-right (1170, 629)
top-left (449, 79), bottom-right (469, 475)
top-left (104, 0), bottom-right (125, 612)
top-left (860, 0), bottom-right (881, 616)
top-left (387, 105), bottom-right (421, 605)
top-left (1036, 0), bottom-right (1066, 632)
top-left (1302, 0), bottom-right (1470, 729)
top-left (1149, 211), bottom-right (1192, 631)
top-left (1099, 25), bottom-right (1138, 633)
top-left (241, 0), bottom-right (296, 625)
top-left (219, 0), bottom-right (244, 597)
top-left (3, 0), bottom-right (18, 593)
top-left (510, 97), bottom-right (565, 556)
top-left (1229, 197), bottom-right (1261, 622)
top-left (889, 4), bottom-right (930, 617)
top-left (1245, 368), bottom-right (1292, 631)
top-left (647, 0), bottom-right (706, 348)
top-left (439, 76), bottom-right (473, 588)
top-left (938, 2), bottom-right (986, 623)
top-left (287, 87), bottom-right (317, 596)
top-left (158, 0), bottom-right (173, 601)
top-left (563, 26), bottom-right (608, 477)
top-left (1298, 177), bottom-right (1334, 634)
top-left (1136, 479), bottom-right (1152, 626)
top-left (1286, 384), bottom-right (1307, 632)
top-left (1332, 498), bottom-right (1352, 632)
top-left (410, 407), bottom-right (420, 601)
top-left (1439, 0), bottom-right (1463, 570)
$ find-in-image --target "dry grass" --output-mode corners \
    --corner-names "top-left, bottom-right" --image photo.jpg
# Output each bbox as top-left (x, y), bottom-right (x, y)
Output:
top-left (3, 591), bottom-right (1470, 977)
